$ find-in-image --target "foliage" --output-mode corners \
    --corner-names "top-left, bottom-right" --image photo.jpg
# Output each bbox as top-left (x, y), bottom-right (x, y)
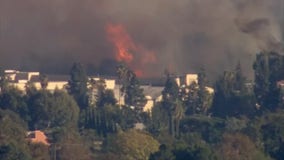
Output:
top-left (253, 52), bottom-right (284, 110)
top-left (255, 111), bottom-right (284, 159)
top-left (0, 68), bottom-right (9, 92)
top-left (216, 133), bottom-right (271, 160)
top-left (105, 129), bottom-right (159, 160)
top-left (0, 109), bottom-right (32, 160)
top-left (0, 143), bottom-right (32, 160)
top-left (212, 63), bottom-right (255, 117)
top-left (173, 141), bottom-right (217, 160)
top-left (51, 129), bottom-right (92, 160)
top-left (83, 104), bottom-right (118, 137)
top-left (39, 74), bottom-right (48, 90)
top-left (67, 62), bottom-right (88, 109)
top-left (28, 89), bottom-right (79, 130)
top-left (224, 116), bottom-right (248, 133)
top-left (117, 64), bottom-right (146, 116)
top-left (88, 78), bottom-right (117, 107)
top-left (183, 82), bottom-right (199, 115)
top-left (1, 51), bottom-right (284, 159)
top-left (149, 144), bottom-right (175, 160)
top-left (28, 143), bottom-right (50, 160)
top-left (196, 68), bottom-right (212, 114)
top-left (162, 72), bottom-right (180, 137)
top-left (180, 115), bottom-right (225, 143)
top-left (0, 86), bottom-right (29, 122)
top-left (148, 102), bottom-right (169, 136)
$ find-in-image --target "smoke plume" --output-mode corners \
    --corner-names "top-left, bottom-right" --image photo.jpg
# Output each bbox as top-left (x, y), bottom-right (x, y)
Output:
top-left (0, 0), bottom-right (283, 79)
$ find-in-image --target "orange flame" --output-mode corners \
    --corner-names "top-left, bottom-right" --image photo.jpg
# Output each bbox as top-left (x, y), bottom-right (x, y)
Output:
top-left (106, 23), bottom-right (135, 63)
top-left (105, 23), bottom-right (157, 77)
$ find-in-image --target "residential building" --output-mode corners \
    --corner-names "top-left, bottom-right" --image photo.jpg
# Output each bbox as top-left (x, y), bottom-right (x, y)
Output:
top-left (26, 130), bottom-right (50, 146)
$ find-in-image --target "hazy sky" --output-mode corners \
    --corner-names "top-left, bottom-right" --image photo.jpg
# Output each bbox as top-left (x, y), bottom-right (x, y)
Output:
top-left (0, 0), bottom-right (283, 79)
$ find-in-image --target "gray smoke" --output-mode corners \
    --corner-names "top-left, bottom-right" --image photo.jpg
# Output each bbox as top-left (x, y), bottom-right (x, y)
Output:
top-left (0, 0), bottom-right (283, 79)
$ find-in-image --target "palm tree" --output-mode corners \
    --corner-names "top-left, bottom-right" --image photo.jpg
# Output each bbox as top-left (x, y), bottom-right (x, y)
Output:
top-left (173, 99), bottom-right (184, 138)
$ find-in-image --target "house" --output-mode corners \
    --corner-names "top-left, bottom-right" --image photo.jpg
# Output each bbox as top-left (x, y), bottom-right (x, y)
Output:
top-left (5, 70), bottom-right (41, 91)
top-left (5, 70), bottom-right (116, 93)
top-left (142, 85), bottom-right (163, 112)
top-left (113, 85), bottom-right (125, 106)
top-left (30, 74), bottom-right (69, 91)
top-left (89, 76), bottom-right (116, 90)
top-left (26, 130), bottom-right (50, 146)
top-left (112, 85), bottom-right (163, 112)
top-left (175, 74), bottom-right (198, 87)
top-left (175, 74), bottom-right (214, 94)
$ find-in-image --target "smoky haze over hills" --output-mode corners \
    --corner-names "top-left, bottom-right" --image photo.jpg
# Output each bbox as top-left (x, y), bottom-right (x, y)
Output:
top-left (0, 0), bottom-right (283, 79)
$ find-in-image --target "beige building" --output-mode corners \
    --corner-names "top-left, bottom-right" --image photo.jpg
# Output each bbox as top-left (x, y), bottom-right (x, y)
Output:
top-left (112, 85), bottom-right (163, 112)
top-left (5, 70), bottom-right (213, 113)
top-left (142, 86), bottom-right (163, 112)
top-left (5, 70), bottom-right (116, 93)
top-left (176, 74), bottom-right (214, 94)
top-left (5, 70), bottom-right (68, 92)
top-left (89, 77), bottom-right (116, 90)
top-left (175, 74), bottom-right (198, 87)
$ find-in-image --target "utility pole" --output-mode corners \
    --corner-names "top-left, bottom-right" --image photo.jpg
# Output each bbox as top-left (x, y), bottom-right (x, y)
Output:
top-left (281, 0), bottom-right (284, 41)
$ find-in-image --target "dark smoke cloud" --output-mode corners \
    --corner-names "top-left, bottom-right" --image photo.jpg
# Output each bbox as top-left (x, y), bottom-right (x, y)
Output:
top-left (0, 0), bottom-right (283, 79)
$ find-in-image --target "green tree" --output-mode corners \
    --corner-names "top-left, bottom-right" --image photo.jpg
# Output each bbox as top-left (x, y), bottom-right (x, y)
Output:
top-left (50, 128), bottom-right (91, 160)
top-left (184, 81), bottom-right (199, 115)
top-left (25, 81), bottom-right (37, 97)
top-left (106, 129), bottom-right (160, 160)
top-left (180, 115), bottom-right (225, 143)
top-left (0, 86), bottom-right (29, 122)
top-left (173, 142), bottom-right (217, 160)
top-left (235, 61), bottom-right (246, 92)
top-left (216, 133), bottom-right (270, 160)
top-left (212, 64), bottom-right (255, 117)
top-left (39, 74), bottom-right (48, 90)
top-left (117, 64), bottom-right (146, 119)
top-left (100, 89), bottom-right (117, 106)
top-left (28, 89), bottom-right (80, 130)
top-left (173, 99), bottom-right (184, 138)
top-left (88, 78), bottom-right (117, 107)
top-left (182, 69), bottom-right (212, 115)
top-left (149, 144), bottom-right (175, 160)
top-left (0, 67), bottom-right (8, 93)
top-left (0, 109), bottom-right (32, 160)
top-left (196, 69), bottom-right (212, 114)
top-left (68, 62), bottom-right (88, 109)
top-left (28, 143), bottom-right (50, 160)
top-left (255, 111), bottom-right (284, 159)
top-left (253, 52), bottom-right (284, 110)
top-left (162, 72), bottom-right (179, 137)
top-left (148, 102), bottom-right (169, 136)
top-left (84, 104), bottom-right (119, 137)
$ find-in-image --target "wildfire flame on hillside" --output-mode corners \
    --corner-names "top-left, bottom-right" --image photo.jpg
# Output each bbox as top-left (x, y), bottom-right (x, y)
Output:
top-left (106, 23), bottom-right (156, 77)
